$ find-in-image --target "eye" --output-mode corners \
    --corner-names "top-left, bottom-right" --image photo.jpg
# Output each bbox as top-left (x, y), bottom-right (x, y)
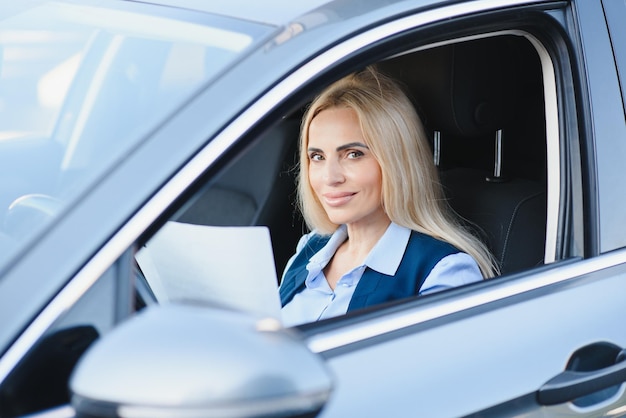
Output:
top-left (309, 152), bottom-right (324, 161)
top-left (346, 150), bottom-right (364, 159)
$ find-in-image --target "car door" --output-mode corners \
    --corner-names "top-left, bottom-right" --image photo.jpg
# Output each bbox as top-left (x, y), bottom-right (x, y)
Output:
top-left (101, 0), bottom-right (625, 416)
top-left (3, 0), bottom-right (626, 417)
top-left (296, 1), bottom-right (626, 416)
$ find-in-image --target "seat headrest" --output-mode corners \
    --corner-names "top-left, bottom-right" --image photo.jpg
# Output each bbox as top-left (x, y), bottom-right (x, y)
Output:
top-left (382, 36), bottom-right (523, 137)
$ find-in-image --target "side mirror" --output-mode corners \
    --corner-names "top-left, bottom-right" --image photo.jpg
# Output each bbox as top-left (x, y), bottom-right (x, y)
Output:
top-left (69, 304), bottom-right (333, 417)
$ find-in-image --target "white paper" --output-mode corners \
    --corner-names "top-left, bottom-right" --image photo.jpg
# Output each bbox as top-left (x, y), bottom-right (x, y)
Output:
top-left (135, 221), bottom-right (282, 321)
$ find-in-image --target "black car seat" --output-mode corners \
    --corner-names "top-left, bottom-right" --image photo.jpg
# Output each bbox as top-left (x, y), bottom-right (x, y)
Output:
top-left (380, 35), bottom-right (547, 275)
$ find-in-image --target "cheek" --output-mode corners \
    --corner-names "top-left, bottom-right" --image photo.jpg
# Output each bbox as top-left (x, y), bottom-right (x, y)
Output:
top-left (360, 165), bottom-right (383, 193)
top-left (370, 176), bottom-right (383, 198)
top-left (308, 165), bottom-right (323, 193)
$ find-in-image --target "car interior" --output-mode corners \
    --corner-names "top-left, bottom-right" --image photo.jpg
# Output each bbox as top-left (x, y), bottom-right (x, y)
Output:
top-left (380, 34), bottom-right (547, 276)
top-left (172, 33), bottom-right (547, 280)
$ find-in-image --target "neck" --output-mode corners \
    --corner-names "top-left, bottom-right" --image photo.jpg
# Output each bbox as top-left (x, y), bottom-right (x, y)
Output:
top-left (344, 217), bottom-right (391, 259)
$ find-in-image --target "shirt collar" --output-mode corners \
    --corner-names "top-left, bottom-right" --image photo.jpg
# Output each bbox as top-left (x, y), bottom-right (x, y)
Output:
top-left (307, 225), bottom-right (348, 270)
top-left (365, 222), bottom-right (411, 276)
top-left (306, 222), bottom-right (411, 278)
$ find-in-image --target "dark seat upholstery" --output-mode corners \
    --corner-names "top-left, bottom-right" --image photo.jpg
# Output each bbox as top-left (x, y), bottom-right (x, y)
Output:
top-left (175, 118), bottom-right (302, 274)
top-left (440, 169), bottom-right (546, 274)
top-left (176, 119), bottom-right (299, 227)
top-left (380, 35), bottom-right (547, 275)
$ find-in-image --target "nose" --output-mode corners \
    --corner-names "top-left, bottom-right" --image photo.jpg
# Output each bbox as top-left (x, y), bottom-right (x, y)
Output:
top-left (323, 158), bottom-right (345, 185)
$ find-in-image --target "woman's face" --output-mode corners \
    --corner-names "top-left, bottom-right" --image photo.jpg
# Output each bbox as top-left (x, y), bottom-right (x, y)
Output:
top-left (307, 106), bottom-right (388, 229)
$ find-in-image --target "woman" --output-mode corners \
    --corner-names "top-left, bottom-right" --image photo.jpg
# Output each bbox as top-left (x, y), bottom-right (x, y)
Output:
top-left (279, 66), bottom-right (497, 327)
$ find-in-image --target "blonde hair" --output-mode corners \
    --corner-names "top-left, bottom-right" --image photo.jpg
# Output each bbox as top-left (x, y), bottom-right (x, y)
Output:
top-left (297, 66), bottom-right (498, 278)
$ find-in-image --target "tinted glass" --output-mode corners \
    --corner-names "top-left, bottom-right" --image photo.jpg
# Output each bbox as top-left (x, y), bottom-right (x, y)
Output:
top-left (0, 0), bottom-right (270, 275)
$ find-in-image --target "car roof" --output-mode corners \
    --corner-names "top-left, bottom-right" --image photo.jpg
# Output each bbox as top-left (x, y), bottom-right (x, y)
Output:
top-left (126, 0), bottom-right (336, 26)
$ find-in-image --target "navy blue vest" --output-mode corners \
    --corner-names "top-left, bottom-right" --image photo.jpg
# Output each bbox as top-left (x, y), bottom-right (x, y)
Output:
top-left (279, 231), bottom-right (459, 312)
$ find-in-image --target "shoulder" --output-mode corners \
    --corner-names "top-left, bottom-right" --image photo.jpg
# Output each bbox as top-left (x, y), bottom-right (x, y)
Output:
top-left (280, 231), bottom-right (330, 280)
top-left (295, 230), bottom-right (330, 252)
top-left (434, 252), bottom-right (481, 273)
top-left (387, 230), bottom-right (460, 279)
top-left (394, 230), bottom-right (462, 280)
top-left (407, 230), bottom-right (460, 255)
top-left (420, 252), bottom-right (483, 295)
top-left (291, 231), bottom-right (332, 262)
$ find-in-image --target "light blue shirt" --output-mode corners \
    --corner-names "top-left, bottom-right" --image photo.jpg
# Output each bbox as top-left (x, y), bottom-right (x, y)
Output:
top-left (280, 222), bottom-right (482, 327)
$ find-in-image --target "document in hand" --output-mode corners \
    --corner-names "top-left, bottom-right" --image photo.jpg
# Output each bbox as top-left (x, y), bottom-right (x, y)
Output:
top-left (135, 221), bottom-right (282, 322)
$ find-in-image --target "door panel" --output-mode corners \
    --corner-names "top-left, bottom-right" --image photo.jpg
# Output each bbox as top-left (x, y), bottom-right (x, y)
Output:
top-left (311, 253), bottom-right (626, 417)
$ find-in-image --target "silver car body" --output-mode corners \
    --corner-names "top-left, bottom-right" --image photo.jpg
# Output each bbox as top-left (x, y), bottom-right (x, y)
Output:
top-left (0, 0), bottom-right (625, 416)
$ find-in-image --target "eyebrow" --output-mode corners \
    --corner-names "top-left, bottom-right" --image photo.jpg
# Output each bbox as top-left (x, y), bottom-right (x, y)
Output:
top-left (307, 142), bottom-right (369, 153)
top-left (337, 142), bottom-right (369, 152)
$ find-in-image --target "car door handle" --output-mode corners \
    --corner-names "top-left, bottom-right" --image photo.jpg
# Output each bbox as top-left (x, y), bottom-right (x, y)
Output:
top-left (537, 350), bottom-right (626, 406)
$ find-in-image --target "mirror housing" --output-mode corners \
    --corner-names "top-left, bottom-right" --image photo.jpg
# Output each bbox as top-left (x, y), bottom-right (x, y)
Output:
top-left (69, 304), bottom-right (332, 418)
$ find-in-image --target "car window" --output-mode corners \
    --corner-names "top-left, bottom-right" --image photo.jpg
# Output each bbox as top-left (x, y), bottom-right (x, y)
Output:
top-left (0, 0), bottom-right (270, 278)
top-left (134, 117), bottom-right (302, 318)
top-left (134, 33), bottom-right (555, 327)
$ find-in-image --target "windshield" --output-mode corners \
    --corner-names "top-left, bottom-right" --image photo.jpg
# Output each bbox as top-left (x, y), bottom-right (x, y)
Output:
top-left (0, 0), bottom-right (270, 273)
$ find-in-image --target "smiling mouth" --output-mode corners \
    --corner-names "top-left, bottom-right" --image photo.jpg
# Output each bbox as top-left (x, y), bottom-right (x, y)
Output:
top-left (322, 192), bottom-right (356, 207)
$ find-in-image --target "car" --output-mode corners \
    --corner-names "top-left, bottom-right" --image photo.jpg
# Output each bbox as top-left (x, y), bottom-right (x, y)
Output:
top-left (0, 0), bottom-right (625, 416)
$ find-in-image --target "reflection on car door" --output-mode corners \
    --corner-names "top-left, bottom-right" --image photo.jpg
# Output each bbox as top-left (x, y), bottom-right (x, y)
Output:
top-left (305, 255), bottom-right (626, 417)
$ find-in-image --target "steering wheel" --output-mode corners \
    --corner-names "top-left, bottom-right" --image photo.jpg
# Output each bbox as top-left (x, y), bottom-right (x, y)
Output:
top-left (3, 194), bottom-right (63, 239)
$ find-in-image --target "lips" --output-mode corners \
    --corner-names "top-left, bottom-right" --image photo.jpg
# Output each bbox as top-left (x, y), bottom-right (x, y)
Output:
top-left (322, 191), bottom-right (356, 207)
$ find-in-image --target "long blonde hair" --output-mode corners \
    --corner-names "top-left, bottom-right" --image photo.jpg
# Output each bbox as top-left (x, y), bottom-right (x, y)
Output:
top-left (297, 66), bottom-right (498, 278)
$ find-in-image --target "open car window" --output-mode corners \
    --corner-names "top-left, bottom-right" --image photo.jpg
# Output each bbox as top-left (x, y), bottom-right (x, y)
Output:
top-left (135, 30), bottom-right (558, 326)
top-left (135, 115), bottom-right (302, 319)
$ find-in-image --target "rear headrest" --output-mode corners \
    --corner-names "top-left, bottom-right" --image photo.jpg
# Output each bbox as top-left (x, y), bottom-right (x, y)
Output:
top-left (381, 36), bottom-right (523, 137)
